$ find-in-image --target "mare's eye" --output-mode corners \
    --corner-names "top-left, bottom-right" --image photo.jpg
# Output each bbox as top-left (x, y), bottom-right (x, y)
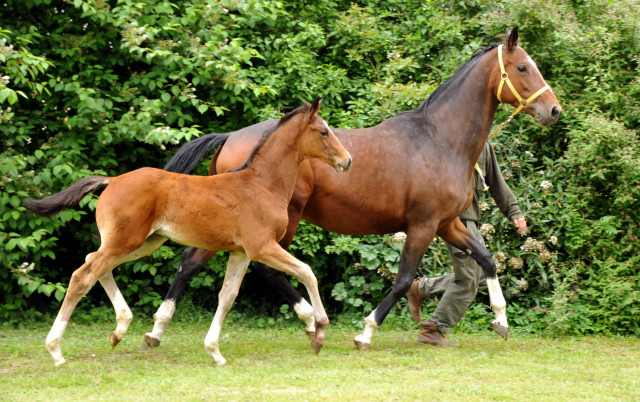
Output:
top-left (320, 130), bottom-right (329, 137)
top-left (517, 65), bottom-right (527, 73)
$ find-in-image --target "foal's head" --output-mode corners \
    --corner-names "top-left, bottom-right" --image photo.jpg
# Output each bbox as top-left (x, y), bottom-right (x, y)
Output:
top-left (492, 26), bottom-right (562, 126)
top-left (288, 97), bottom-right (352, 173)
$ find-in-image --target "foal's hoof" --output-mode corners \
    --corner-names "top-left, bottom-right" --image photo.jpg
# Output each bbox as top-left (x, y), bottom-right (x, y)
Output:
top-left (353, 337), bottom-right (370, 351)
top-left (491, 322), bottom-right (509, 340)
top-left (310, 339), bottom-right (324, 355)
top-left (304, 329), bottom-right (316, 339)
top-left (144, 333), bottom-right (161, 348)
top-left (52, 357), bottom-right (68, 367)
top-left (110, 332), bottom-right (122, 348)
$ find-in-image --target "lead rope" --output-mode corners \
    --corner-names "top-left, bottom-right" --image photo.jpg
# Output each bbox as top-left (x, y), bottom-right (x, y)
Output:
top-left (476, 44), bottom-right (552, 191)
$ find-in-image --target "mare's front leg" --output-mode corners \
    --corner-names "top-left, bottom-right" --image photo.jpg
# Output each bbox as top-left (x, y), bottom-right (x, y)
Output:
top-left (203, 251), bottom-right (250, 366)
top-left (254, 241), bottom-right (329, 355)
top-left (354, 225), bottom-right (436, 351)
top-left (145, 247), bottom-right (215, 348)
top-left (439, 218), bottom-right (508, 339)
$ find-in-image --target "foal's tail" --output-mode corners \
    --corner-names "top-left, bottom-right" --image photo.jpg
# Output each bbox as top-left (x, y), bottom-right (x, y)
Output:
top-left (163, 133), bottom-right (231, 174)
top-left (24, 176), bottom-right (110, 217)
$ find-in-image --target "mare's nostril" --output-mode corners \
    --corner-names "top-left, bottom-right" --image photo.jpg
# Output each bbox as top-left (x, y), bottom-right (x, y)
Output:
top-left (551, 106), bottom-right (560, 118)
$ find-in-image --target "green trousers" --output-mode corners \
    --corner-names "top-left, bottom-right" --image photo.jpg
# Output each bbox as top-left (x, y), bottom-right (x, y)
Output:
top-left (418, 220), bottom-right (487, 333)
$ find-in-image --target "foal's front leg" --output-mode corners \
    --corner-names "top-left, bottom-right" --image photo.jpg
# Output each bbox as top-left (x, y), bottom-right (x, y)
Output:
top-left (204, 251), bottom-right (251, 366)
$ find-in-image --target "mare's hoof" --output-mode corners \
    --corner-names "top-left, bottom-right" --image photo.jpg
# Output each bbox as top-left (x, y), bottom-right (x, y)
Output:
top-left (491, 322), bottom-right (509, 340)
top-left (304, 329), bottom-right (316, 339)
top-left (310, 339), bottom-right (323, 355)
top-left (353, 337), bottom-right (370, 351)
top-left (110, 332), bottom-right (121, 348)
top-left (144, 333), bottom-right (161, 348)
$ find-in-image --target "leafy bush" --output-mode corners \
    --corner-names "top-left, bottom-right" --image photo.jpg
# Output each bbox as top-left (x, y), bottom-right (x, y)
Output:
top-left (1, 0), bottom-right (638, 335)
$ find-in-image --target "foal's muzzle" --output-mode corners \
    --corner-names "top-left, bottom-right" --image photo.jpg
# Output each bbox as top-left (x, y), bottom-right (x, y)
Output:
top-left (335, 155), bottom-right (352, 173)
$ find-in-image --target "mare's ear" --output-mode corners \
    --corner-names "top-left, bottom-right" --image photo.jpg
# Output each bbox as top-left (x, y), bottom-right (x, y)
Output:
top-left (506, 26), bottom-right (519, 51)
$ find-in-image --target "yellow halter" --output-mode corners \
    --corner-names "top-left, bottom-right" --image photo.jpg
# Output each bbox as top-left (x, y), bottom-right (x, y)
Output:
top-left (477, 44), bottom-right (551, 191)
top-left (489, 44), bottom-right (551, 140)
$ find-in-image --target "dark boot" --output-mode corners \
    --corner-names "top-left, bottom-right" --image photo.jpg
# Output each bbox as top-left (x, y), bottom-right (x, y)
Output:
top-left (416, 321), bottom-right (459, 346)
top-left (406, 279), bottom-right (425, 323)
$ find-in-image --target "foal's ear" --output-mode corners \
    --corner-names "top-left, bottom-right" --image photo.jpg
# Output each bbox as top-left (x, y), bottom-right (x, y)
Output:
top-left (505, 26), bottom-right (519, 51)
top-left (310, 97), bottom-right (323, 116)
top-left (304, 97), bottom-right (323, 119)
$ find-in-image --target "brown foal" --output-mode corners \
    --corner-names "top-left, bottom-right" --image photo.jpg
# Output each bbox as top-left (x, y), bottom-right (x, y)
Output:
top-left (25, 98), bottom-right (352, 366)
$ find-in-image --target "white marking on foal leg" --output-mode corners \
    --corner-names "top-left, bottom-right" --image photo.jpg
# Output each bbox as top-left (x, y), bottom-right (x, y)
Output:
top-left (145, 300), bottom-right (176, 346)
top-left (353, 310), bottom-right (379, 350)
top-left (99, 272), bottom-right (133, 346)
top-left (46, 313), bottom-right (69, 366)
top-left (487, 278), bottom-right (508, 328)
top-left (293, 299), bottom-right (315, 335)
top-left (204, 252), bottom-right (250, 366)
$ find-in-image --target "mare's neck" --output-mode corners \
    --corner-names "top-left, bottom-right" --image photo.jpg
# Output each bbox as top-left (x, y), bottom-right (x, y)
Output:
top-left (426, 48), bottom-right (500, 166)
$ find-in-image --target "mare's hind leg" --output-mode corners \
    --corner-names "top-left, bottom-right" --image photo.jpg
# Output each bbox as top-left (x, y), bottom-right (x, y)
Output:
top-left (253, 241), bottom-right (329, 355)
top-left (204, 251), bottom-right (250, 366)
top-left (353, 224), bottom-right (437, 350)
top-left (99, 234), bottom-right (167, 348)
top-left (145, 247), bottom-right (215, 348)
top-left (438, 218), bottom-right (508, 339)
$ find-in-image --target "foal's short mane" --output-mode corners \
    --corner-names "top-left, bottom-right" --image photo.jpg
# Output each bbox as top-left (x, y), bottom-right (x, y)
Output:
top-left (230, 103), bottom-right (311, 172)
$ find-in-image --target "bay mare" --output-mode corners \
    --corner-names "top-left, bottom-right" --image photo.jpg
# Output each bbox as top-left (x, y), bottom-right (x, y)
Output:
top-left (25, 98), bottom-right (352, 366)
top-left (150, 27), bottom-right (562, 350)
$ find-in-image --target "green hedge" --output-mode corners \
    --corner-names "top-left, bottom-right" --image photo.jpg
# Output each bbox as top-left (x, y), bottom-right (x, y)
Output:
top-left (1, 0), bottom-right (638, 334)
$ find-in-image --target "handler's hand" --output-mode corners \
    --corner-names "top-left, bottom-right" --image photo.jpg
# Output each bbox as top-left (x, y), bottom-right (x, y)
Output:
top-left (513, 217), bottom-right (527, 234)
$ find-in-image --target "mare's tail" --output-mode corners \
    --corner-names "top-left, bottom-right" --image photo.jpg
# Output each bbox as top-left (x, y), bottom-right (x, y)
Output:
top-left (163, 133), bottom-right (231, 174)
top-left (24, 176), bottom-right (109, 217)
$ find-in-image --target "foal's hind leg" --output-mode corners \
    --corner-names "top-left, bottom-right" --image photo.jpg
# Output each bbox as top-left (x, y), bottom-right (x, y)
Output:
top-left (99, 271), bottom-right (133, 348)
top-left (203, 251), bottom-right (250, 366)
top-left (145, 247), bottom-right (215, 348)
top-left (46, 251), bottom-right (122, 366)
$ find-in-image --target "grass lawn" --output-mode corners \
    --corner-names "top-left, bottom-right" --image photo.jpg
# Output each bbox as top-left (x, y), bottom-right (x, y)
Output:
top-left (1, 318), bottom-right (638, 401)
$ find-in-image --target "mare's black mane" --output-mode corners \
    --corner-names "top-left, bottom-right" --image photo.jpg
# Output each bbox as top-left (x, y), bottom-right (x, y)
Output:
top-left (396, 44), bottom-right (500, 118)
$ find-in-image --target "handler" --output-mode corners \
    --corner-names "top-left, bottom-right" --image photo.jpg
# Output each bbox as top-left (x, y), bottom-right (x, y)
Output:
top-left (407, 141), bottom-right (527, 346)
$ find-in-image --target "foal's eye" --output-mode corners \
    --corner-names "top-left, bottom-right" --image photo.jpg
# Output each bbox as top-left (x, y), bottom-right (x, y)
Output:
top-left (517, 65), bottom-right (527, 73)
top-left (320, 130), bottom-right (329, 137)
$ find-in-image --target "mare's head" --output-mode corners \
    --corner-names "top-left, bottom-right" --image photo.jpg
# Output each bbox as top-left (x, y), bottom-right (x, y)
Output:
top-left (492, 26), bottom-right (562, 126)
top-left (286, 97), bottom-right (352, 173)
